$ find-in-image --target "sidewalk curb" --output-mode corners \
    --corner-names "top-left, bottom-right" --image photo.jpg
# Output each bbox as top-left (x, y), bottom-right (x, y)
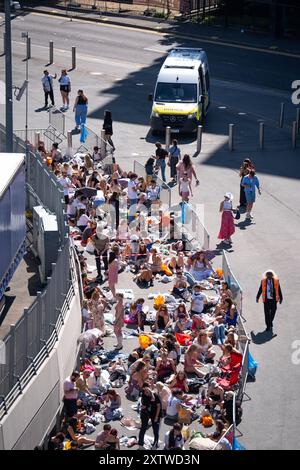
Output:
top-left (23, 7), bottom-right (300, 58)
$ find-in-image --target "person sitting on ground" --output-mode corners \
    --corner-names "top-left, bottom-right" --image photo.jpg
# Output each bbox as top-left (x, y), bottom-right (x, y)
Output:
top-left (156, 349), bottom-right (176, 382)
top-left (168, 252), bottom-right (185, 273)
top-left (174, 310), bottom-right (192, 334)
top-left (214, 298), bottom-right (238, 345)
top-left (87, 366), bottom-right (110, 395)
top-left (167, 371), bottom-right (189, 393)
top-left (164, 423), bottom-right (185, 450)
top-left (95, 424), bottom-right (112, 449)
top-left (190, 284), bottom-right (208, 316)
top-left (126, 361), bottom-right (148, 399)
top-left (184, 344), bottom-right (206, 378)
top-left (172, 269), bottom-right (189, 300)
top-left (205, 379), bottom-right (224, 411)
top-left (173, 303), bottom-right (188, 322)
top-left (62, 417), bottom-right (95, 448)
top-left (105, 428), bottom-right (120, 450)
top-left (48, 432), bottom-right (65, 451)
top-left (187, 251), bottom-right (214, 282)
top-left (193, 330), bottom-right (216, 363)
top-left (153, 305), bottom-right (172, 333)
top-left (134, 263), bottom-right (154, 288)
top-left (202, 419), bottom-right (232, 449)
top-left (149, 247), bottom-right (163, 275)
top-left (103, 389), bottom-right (122, 421)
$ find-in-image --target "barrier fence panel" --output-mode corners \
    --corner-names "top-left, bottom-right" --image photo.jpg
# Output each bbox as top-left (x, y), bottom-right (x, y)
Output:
top-left (222, 250), bottom-right (243, 315)
top-left (49, 107), bottom-right (66, 137)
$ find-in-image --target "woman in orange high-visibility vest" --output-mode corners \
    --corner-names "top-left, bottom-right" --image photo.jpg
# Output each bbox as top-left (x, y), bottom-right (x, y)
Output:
top-left (256, 270), bottom-right (283, 331)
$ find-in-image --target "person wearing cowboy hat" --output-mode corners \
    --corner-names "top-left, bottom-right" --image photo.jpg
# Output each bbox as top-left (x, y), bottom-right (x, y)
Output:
top-left (217, 192), bottom-right (236, 245)
top-left (256, 270), bottom-right (283, 331)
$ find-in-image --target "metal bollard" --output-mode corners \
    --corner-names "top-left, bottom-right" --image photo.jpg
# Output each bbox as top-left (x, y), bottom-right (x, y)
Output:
top-left (228, 124), bottom-right (234, 151)
top-left (100, 129), bottom-right (106, 157)
top-left (72, 46), bottom-right (76, 69)
top-left (34, 132), bottom-right (40, 147)
top-left (67, 131), bottom-right (72, 148)
top-left (165, 126), bottom-right (171, 151)
top-left (296, 108), bottom-right (300, 135)
top-left (292, 121), bottom-right (297, 149)
top-left (279, 102), bottom-right (285, 128)
top-left (259, 121), bottom-right (265, 150)
top-left (49, 41), bottom-right (54, 64)
top-left (26, 36), bottom-right (31, 60)
top-left (197, 125), bottom-right (203, 153)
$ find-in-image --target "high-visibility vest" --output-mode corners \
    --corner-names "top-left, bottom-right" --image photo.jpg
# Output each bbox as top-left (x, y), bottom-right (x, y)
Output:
top-left (261, 278), bottom-right (279, 302)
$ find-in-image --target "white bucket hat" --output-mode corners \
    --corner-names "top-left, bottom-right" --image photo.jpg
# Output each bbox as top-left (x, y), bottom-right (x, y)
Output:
top-left (225, 192), bottom-right (234, 200)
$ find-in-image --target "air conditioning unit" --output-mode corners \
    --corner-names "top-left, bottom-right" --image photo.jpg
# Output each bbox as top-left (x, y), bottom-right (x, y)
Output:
top-left (32, 206), bottom-right (60, 284)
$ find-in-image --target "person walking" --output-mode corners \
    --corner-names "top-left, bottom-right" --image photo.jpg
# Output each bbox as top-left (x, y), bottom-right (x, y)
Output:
top-left (108, 251), bottom-right (119, 302)
top-left (168, 139), bottom-right (181, 182)
top-left (256, 270), bottom-right (283, 331)
top-left (241, 170), bottom-right (261, 220)
top-left (73, 90), bottom-right (88, 130)
top-left (239, 158), bottom-right (255, 208)
top-left (41, 69), bottom-right (56, 108)
top-left (138, 382), bottom-right (162, 450)
top-left (155, 142), bottom-right (168, 182)
top-left (179, 172), bottom-right (192, 202)
top-left (114, 293), bottom-right (124, 350)
top-left (217, 192), bottom-right (235, 244)
top-left (58, 69), bottom-right (71, 111)
top-left (176, 154), bottom-right (199, 187)
top-left (103, 110), bottom-right (115, 152)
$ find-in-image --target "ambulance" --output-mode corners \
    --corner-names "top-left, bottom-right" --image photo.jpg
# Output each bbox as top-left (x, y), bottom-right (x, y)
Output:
top-left (149, 48), bottom-right (210, 134)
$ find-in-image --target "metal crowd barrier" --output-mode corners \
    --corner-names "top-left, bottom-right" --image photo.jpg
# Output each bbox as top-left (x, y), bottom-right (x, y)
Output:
top-left (222, 250), bottom-right (243, 316)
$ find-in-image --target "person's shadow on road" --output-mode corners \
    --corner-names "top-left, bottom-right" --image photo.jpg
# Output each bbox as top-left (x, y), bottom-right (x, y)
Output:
top-left (250, 330), bottom-right (277, 344)
top-left (235, 219), bottom-right (254, 230)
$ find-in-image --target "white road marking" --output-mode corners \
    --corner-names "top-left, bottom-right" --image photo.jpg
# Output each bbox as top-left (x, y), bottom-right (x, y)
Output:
top-left (90, 72), bottom-right (103, 75)
top-left (144, 47), bottom-right (168, 53)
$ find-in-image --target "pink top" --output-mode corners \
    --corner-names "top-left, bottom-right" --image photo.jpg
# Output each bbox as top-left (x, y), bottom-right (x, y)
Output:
top-left (63, 377), bottom-right (78, 400)
top-left (176, 162), bottom-right (195, 181)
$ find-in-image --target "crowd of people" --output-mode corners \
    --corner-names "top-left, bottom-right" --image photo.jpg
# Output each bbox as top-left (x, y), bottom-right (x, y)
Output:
top-left (31, 130), bottom-right (254, 452)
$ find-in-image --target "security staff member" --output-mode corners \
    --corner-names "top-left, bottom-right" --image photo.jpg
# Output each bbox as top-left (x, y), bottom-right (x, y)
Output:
top-left (256, 270), bottom-right (283, 331)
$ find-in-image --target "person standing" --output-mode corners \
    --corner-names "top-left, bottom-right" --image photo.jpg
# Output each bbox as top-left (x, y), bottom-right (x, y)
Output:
top-left (58, 69), bottom-right (71, 111)
top-left (108, 252), bottom-right (119, 302)
top-left (114, 293), bottom-right (124, 350)
top-left (63, 371), bottom-right (80, 417)
top-left (103, 110), bottom-right (115, 152)
top-left (138, 382), bottom-right (162, 450)
top-left (176, 154), bottom-right (199, 187)
top-left (168, 139), bottom-right (181, 182)
top-left (42, 69), bottom-right (57, 108)
top-left (155, 142), bottom-right (168, 182)
top-left (241, 170), bottom-right (261, 220)
top-left (239, 158), bottom-right (255, 208)
top-left (217, 192), bottom-right (235, 244)
top-left (256, 270), bottom-right (283, 331)
top-left (73, 90), bottom-right (88, 130)
top-left (179, 172), bottom-right (192, 202)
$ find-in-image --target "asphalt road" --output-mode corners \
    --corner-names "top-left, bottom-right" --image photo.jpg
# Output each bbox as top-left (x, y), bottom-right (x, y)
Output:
top-left (0, 11), bottom-right (300, 449)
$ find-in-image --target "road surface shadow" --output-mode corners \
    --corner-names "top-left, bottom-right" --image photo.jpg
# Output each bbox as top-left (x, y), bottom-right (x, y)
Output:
top-left (250, 329), bottom-right (277, 344)
top-left (235, 219), bottom-right (253, 230)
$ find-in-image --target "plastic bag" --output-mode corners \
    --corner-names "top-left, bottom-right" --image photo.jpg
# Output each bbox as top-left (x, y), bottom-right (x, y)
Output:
top-left (161, 264), bottom-right (173, 276)
top-left (233, 437), bottom-right (246, 450)
top-left (139, 334), bottom-right (152, 349)
top-left (154, 294), bottom-right (165, 309)
top-left (248, 352), bottom-right (258, 378)
top-left (80, 124), bottom-right (89, 143)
